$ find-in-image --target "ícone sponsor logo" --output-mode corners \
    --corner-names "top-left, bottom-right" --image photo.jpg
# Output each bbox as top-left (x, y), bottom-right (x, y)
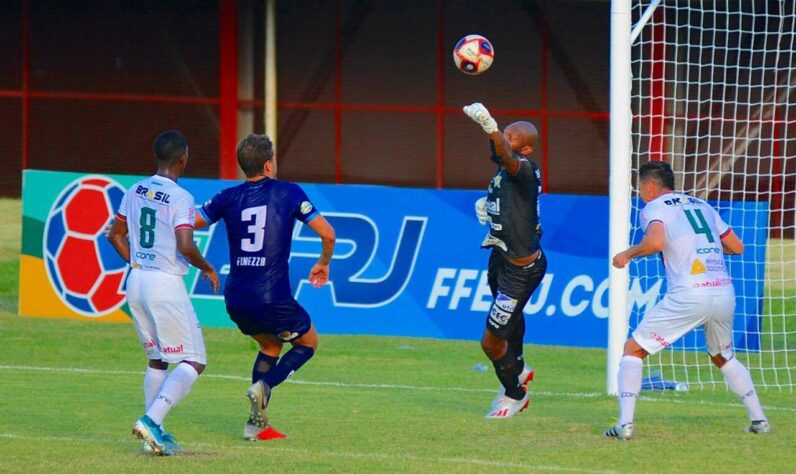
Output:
top-left (696, 247), bottom-right (721, 254)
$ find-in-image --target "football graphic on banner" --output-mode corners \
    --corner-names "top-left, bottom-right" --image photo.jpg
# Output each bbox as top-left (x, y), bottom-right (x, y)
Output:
top-left (43, 176), bottom-right (129, 316)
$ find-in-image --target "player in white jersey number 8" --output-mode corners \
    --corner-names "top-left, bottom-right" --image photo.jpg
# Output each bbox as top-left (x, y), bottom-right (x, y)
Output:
top-left (605, 160), bottom-right (769, 440)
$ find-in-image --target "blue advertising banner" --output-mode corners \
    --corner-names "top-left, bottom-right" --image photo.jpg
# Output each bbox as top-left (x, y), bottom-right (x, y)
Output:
top-left (21, 170), bottom-right (768, 350)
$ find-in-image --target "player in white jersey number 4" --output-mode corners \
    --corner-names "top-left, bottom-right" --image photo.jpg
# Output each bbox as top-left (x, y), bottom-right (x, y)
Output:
top-left (108, 131), bottom-right (220, 455)
top-left (605, 161), bottom-right (770, 440)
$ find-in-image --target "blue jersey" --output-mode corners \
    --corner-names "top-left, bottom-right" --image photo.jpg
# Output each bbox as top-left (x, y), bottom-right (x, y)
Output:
top-left (199, 178), bottom-right (319, 304)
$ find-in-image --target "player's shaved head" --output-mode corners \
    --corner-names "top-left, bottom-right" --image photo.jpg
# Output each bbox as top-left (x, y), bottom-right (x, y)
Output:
top-left (237, 134), bottom-right (274, 178)
top-left (506, 121), bottom-right (538, 149)
top-left (153, 130), bottom-right (188, 164)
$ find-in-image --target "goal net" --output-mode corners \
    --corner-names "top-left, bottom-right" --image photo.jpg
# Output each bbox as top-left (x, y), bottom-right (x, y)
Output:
top-left (626, 0), bottom-right (796, 390)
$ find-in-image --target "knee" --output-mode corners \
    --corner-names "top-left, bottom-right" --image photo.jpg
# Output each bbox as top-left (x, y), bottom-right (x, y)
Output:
top-left (295, 330), bottom-right (318, 351)
top-left (148, 359), bottom-right (168, 370)
top-left (710, 354), bottom-right (728, 368)
top-left (304, 338), bottom-right (318, 351)
top-left (623, 338), bottom-right (649, 359)
top-left (480, 332), bottom-right (506, 360)
top-left (294, 341), bottom-right (317, 353)
top-left (188, 361), bottom-right (206, 375)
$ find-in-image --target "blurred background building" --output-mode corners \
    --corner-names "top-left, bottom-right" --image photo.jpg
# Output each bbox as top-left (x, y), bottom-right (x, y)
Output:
top-left (0, 0), bottom-right (611, 197)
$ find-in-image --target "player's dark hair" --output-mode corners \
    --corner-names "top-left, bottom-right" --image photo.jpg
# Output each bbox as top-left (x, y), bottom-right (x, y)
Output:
top-left (638, 160), bottom-right (675, 190)
top-left (237, 134), bottom-right (274, 178)
top-left (153, 130), bottom-right (188, 164)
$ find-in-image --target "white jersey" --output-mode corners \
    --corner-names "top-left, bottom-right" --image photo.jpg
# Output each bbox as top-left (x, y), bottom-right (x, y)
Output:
top-left (116, 175), bottom-right (195, 275)
top-left (640, 192), bottom-right (733, 294)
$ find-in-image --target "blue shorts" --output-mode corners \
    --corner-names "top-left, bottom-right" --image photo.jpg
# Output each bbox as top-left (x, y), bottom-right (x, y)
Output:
top-left (225, 298), bottom-right (312, 342)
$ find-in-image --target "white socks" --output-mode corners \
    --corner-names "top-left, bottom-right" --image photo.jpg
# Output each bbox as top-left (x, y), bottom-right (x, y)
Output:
top-left (144, 366), bottom-right (168, 410)
top-left (721, 358), bottom-right (767, 422)
top-left (618, 355), bottom-right (643, 426)
top-left (146, 363), bottom-right (200, 426)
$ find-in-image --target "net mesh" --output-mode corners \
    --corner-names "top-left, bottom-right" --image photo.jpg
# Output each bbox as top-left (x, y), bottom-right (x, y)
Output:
top-left (630, 0), bottom-right (796, 390)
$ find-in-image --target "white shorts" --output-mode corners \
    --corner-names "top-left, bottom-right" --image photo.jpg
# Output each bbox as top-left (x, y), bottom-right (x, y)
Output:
top-left (633, 289), bottom-right (735, 359)
top-left (126, 268), bottom-right (207, 365)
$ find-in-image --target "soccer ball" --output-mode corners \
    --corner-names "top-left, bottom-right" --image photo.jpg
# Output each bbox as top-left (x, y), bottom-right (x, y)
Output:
top-left (43, 176), bottom-right (129, 316)
top-left (453, 34), bottom-right (494, 75)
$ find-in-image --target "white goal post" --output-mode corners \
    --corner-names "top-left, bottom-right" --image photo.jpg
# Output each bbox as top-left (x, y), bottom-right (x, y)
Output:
top-left (608, 0), bottom-right (796, 394)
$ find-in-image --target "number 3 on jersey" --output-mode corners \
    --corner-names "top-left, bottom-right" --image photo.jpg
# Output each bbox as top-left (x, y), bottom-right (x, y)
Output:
top-left (241, 205), bottom-right (267, 252)
top-left (684, 209), bottom-right (715, 243)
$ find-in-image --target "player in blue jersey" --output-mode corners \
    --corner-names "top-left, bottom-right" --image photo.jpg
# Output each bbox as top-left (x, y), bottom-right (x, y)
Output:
top-left (195, 134), bottom-right (335, 441)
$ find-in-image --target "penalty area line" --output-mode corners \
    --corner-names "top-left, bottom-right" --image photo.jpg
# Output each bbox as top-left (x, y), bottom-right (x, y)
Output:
top-left (1, 364), bottom-right (794, 413)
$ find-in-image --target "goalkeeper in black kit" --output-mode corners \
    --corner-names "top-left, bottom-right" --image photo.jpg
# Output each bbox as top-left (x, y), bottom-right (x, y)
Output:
top-left (463, 102), bottom-right (547, 418)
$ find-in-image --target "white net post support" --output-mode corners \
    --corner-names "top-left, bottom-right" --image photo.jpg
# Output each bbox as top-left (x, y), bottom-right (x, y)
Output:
top-left (611, 0), bottom-right (796, 392)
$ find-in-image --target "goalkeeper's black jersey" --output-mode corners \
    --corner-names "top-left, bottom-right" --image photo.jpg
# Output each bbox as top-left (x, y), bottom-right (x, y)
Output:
top-left (482, 148), bottom-right (543, 260)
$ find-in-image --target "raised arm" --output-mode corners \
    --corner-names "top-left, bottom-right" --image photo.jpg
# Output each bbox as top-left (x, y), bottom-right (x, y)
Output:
top-left (487, 131), bottom-right (520, 175)
top-left (463, 102), bottom-right (520, 175)
top-left (306, 215), bottom-right (336, 287)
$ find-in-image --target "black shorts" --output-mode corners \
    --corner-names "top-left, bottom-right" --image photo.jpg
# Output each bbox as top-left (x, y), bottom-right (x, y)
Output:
top-left (226, 297), bottom-right (312, 342)
top-left (485, 249), bottom-right (547, 339)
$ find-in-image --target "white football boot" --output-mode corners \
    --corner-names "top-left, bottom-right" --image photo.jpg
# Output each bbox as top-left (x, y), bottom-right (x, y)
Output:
top-left (246, 380), bottom-right (271, 428)
top-left (491, 365), bottom-right (534, 409)
top-left (747, 420), bottom-right (771, 434)
top-left (485, 392), bottom-right (530, 419)
top-left (604, 422), bottom-right (634, 440)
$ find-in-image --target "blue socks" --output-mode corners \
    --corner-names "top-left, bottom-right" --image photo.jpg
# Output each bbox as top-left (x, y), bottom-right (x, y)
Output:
top-left (252, 345), bottom-right (315, 389)
top-left (252, 352), bottom-right (279, 384)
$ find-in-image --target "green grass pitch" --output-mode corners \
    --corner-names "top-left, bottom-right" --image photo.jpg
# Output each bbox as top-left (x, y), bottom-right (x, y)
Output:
top-left (0, 197), bottom-right (794, 473)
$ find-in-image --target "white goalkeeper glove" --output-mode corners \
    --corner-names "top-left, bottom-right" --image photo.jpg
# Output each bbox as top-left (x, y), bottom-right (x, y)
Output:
top-left (463, 102), bottom-right (498, 134)
top-left (475, 196), bottom-right (488, 225)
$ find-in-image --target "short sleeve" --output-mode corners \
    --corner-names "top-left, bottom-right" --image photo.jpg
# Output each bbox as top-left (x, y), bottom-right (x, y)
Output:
top-left (640, 202), bottom-right (665, 232)
top-left (172, 192), bottom-right (196, 231)
top-left (710, 206), bottom-right (732, 238)
top-left (506, 157), bottom-right (536, 184)
top-left (292, 184), bottom-right (319, 223)
top-left (199, 190), bottom-right (226, 225)
top-left (115, 192), bottom-right (128, 221)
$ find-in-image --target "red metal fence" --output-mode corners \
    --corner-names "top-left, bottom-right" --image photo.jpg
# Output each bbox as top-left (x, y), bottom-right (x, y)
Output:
top-left (1, 0), bottom-right (613, 197)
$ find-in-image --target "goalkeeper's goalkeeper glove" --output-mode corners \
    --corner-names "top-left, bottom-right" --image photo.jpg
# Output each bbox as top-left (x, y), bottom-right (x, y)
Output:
top-left (463, 102), bottom-right (498, 134)
top-left (475, 197), bottom-right (488, 225)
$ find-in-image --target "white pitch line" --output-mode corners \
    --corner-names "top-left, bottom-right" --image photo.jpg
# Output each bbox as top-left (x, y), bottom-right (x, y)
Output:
top-left (0, 432), bottom-right (618, 474)
top-left (1, 364), bottom-right (794, 413)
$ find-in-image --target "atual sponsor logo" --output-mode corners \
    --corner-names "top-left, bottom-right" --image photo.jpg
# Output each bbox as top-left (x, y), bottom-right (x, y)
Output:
top-left (162, 344), bottom-right (185, 353)
top-left (650, 331), bottom-right (671, 348)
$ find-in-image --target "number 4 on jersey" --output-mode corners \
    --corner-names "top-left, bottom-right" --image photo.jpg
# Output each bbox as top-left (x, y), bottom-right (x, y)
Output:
top-left (684, 208), bottom-right (715, 243)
